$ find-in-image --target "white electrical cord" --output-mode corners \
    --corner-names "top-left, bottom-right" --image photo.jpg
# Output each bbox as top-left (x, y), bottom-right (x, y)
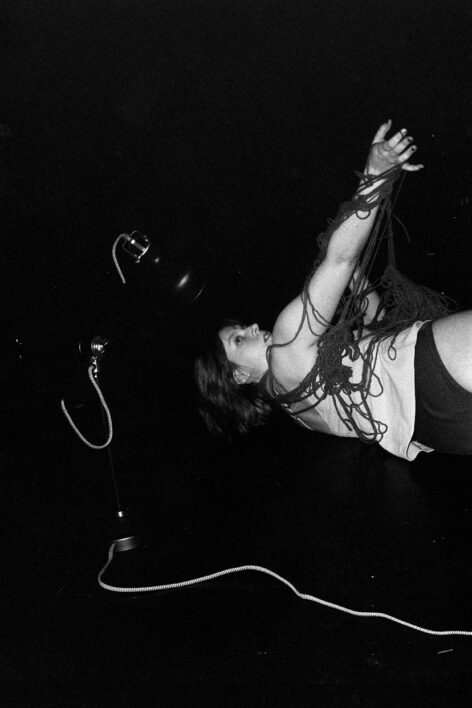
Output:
top-left (98, 542), bottom-right (472, 637)
top-left (112, 234), bottom-right (128, 284)
top-left (61, 365), bottom-right (113, 449)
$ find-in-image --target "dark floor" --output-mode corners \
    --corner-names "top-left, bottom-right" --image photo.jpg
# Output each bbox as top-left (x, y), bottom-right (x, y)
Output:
top-left (4, 368), bottom-right (472, 701)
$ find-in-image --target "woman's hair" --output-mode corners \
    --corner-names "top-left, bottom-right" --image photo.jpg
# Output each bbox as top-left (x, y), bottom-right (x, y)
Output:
top-left (194, 319), bottom-right (273, 439)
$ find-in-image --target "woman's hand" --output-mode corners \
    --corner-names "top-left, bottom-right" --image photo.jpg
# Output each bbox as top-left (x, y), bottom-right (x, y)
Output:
top-left (365, 120), bottom-right (424, 176)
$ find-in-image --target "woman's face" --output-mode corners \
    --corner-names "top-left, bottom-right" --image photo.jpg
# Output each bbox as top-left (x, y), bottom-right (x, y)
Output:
top-left (219, 323), bottom-right (272, 382)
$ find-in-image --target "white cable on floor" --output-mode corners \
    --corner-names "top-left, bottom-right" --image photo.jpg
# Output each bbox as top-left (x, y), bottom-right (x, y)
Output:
top-left (98, 542), bottom-right (472, 637)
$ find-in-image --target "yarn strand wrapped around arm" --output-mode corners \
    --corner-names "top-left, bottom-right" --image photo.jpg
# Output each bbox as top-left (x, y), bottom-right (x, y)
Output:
top-left (270, 123), bottom-right (455, 445)
top-left (270, 122), bottom-right (420, 384)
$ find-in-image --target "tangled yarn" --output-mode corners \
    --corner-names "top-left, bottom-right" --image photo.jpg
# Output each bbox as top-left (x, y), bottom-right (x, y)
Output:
top-left (269, 168), bottom-right (456, 444)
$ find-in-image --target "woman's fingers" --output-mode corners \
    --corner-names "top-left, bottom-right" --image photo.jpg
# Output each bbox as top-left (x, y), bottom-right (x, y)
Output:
top-left (398, 143), bottom-right (417, 161)
top-left (372, 119), bottom-right (392, 144)
top-left (385, 128), bottom-right (408, 150)
top-left (401, 160), bottom-right (424, 172)
top-left (386, 131), bottom-right (422, 165)
top-left (398, 144), bottom-right (424, 171)
top-left (369, 121), bottom-right (424, 172)
top-left (376, 125), bottom-right (416, 155)
top-left (391, 135), bottom-right (414, 154)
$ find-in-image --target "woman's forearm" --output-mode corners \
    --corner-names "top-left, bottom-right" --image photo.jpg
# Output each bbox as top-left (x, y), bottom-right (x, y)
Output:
top-left (324, 182), bottom-right (382, 266)
top-left (324, 122), bottom-right (421, 267)
top-left (273, 123), bottom-right (421, 354)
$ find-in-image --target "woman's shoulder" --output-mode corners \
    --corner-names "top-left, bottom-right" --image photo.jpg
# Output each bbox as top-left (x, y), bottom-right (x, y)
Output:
top-left (267, 340), bottom-right (318, 393)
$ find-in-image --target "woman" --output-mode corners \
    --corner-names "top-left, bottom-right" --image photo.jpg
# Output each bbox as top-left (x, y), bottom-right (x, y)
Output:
top-left (195, 121), bottom-right (472, 460)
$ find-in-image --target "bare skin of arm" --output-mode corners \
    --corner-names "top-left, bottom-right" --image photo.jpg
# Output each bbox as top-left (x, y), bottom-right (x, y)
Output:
top-left (270, 121), bottom-right (423, 390)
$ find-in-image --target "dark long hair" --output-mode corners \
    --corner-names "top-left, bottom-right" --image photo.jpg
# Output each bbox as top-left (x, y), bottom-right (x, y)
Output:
top-left (194, 319), bottom-right (273, 438)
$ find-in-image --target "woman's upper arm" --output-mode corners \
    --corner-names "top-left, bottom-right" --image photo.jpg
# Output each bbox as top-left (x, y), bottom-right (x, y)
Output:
top-left (273, 258), bottom-right (354, 347)
top-left (270, 258), bottom-right (355, 383)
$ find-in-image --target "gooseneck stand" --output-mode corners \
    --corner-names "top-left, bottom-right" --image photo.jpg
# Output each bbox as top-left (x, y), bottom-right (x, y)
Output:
top-left (90, 337), bottom-right (141, 553)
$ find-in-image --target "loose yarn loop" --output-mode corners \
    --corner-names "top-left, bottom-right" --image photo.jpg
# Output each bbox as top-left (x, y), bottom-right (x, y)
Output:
top-left (373, 266), bottom-right (455, 331)
top-left (272, 167), bottom-right (456, 444)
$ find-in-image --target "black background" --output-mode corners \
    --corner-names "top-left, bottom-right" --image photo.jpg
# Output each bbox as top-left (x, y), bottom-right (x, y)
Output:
top-left (3, 0), bottom-right (472, 700)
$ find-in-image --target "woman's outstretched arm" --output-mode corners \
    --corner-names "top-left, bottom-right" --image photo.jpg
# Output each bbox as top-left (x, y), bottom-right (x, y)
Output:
top-left (271, 121), bottom-right (422, 386)
top-left (348, 267), bottom-right (383, 325)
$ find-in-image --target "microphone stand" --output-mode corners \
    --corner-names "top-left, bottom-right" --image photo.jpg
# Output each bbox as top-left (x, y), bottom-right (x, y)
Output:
top-left (90, 336), bottom-right (140, 552)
